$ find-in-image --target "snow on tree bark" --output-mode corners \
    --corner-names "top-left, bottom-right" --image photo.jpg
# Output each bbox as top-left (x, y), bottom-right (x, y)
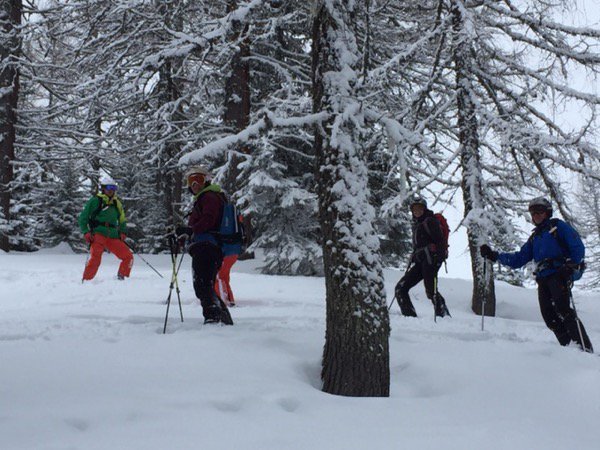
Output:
top-left (312, 0), bottom-right (389, 397)
top-left (0, 0), bottom-right (21, 252)
top-left (451, 0), bottom-right (497, 316)
top-left (155, 0), bottom-right (185, 229)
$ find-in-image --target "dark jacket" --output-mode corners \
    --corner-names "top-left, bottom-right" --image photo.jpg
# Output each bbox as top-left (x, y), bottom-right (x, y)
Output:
top-left (188, 184), bottom-right (224, 246)
top-left (498, 218), bottom-right (584, 279)
top-left (412, 209), bottom-right (445, 263)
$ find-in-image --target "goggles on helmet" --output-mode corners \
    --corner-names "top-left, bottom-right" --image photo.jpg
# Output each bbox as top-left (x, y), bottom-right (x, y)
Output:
top-left (186, 173), bottom-right (206, 187)
top-left (529, 206), bottom-right (548, 215)
top-left (102, 184), bottom-right (118, 192)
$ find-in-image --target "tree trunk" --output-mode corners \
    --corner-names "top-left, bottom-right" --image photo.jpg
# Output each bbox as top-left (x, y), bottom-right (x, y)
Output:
top-left (451, 0), bottom-right (496, 316)
top-left (0, 0), bottom-right (22, 252)
top-left (313, 0), bottom-right (389, 397)
top-left (222, 0), bottom-right (251, 196)
top-left (158, 60), bottom-right (183, 226)
top-left (157, 0), bottom-right (184, 226)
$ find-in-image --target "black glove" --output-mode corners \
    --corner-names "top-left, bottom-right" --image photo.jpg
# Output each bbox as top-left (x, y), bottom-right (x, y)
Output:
top-left (557, 264), bottom-right (573, 280)
top-left (558, 258), bottom-right (581, 280)
top-left (174, 226), bottom-right (192, 248)
top-left (175, 226), bottom-right (192, 239)
top-left (480, 244), bottom-right (498, 262)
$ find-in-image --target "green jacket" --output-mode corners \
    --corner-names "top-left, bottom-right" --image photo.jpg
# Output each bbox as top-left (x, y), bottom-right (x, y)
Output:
top-left (78, 193), bottom-right (127, 239)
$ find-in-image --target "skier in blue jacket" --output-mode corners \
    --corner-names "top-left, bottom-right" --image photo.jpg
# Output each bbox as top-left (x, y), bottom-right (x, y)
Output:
top-left (480, 197), bottom-right (593, 353)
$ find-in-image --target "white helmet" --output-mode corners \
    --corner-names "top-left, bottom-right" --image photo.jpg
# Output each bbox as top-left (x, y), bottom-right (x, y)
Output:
top-left (184, 165), bottom-right (211, 179)
top-left (99, 175), bottom-right (118, 191)
top-left (528, 196), bottom-right (552, 216)
top-left (184, 166), bottom-right (212, 188)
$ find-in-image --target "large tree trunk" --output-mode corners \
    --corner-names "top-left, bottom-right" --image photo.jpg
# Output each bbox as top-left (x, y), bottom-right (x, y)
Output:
top-left (158, 59), bottom-right (183, 226)
top-left (451, 0), bottom-right (495, 316)
top-left (313, 0), bottom-right (389, 397)
top-left (157, 0), bottom-right (184, 227)
top-left (221, 0), bottom-right (251, 196)
top-left (0, 0), bottom-right (21, 252)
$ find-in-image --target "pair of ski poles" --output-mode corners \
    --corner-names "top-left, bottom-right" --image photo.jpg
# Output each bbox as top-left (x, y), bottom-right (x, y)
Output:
top-left (121, 237), bottom-right (183, 333)
top-left (162, 233), bottom-right (186, 334)
top-left (122, 237), bottom-right (187, 334)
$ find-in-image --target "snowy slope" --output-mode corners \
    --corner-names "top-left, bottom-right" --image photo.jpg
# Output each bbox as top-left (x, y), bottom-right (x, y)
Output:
top-left (1, 248), bottom-right (599, 450)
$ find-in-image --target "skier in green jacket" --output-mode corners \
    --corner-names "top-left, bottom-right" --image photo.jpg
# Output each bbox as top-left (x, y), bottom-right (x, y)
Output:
top-left (78, 176), bottom-right (133, 280)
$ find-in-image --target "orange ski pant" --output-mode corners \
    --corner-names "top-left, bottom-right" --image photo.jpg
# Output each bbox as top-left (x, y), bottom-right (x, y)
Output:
top-left (215, 254), bottom-right (238, 304)
top-left (83, 234), bottom-right (134, 280)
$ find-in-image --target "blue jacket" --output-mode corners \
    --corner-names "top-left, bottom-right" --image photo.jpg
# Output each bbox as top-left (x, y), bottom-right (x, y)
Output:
top-left (498, 218), bottom-right (584, 279)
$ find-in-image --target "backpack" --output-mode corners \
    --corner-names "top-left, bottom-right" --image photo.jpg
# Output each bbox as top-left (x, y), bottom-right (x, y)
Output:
top-left (547, 218), bottom-right (585, 281)
top-left (89, 195), bottom-right (124, 229)
top-left (214, 196), bottom-right (246, 247)
top-left (424, 212), bottom-right (450, 258)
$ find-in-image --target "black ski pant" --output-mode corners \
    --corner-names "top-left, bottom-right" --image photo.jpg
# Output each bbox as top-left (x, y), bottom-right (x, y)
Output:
top-left (537, 274), bottom-right (593, 352)
top-left (190, 242), bottom-right (223, 321)
top-left (395, 259), bottom-right (448, 317)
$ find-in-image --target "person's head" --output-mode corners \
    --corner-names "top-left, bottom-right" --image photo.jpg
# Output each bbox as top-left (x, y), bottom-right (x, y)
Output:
top-left (184, 166), bottom-right (211, 195)
top-left (528, 197), bottom-right (552, 225)
top-left (409, 194), bottom-right (427, 218)
top-left (99, 176), bottom-right (118, 198)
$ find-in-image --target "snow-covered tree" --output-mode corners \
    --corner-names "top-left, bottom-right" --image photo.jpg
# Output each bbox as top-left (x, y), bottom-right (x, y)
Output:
top-left (313, 0), bottom-right (389, 397)
top-left (578, 166), bottom-right (600, 287)
top-left (39, 159), bottom-right (88, 251)
top-left (385, 0), bottom-right (600, 313)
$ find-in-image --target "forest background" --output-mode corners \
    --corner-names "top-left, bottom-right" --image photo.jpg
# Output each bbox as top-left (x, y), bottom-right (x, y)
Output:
top-left (1, 0), bottom-right (600, 297)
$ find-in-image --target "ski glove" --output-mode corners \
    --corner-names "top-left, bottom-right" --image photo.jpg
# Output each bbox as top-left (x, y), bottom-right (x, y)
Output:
top-left (557, 264), bottom-right (574, 280)
top-left (558, 258), bottom-right (584, 281)
top-left (175, 226), bottom-right (192, 248)
top-left (175, 226), bottom-right (192, 239)
top-left (480, 244), bottom-right (498, 262)
top-left (84, 232), bottom-right (94, 244)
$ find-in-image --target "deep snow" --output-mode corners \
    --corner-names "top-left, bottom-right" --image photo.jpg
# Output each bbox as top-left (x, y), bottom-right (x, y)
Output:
top-left (1, 246), bottom-right (599, 450)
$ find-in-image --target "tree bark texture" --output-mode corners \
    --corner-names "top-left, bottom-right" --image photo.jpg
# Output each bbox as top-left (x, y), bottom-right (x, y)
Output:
top-left (157, 59), bottom-right (184, 225)
top-left (157, 0), bottom-right (184, 226)
top-left (0, 0), bottom-right (21, 252)
top-left (222, 0), bottom-right (251, 196)
top-left (451, 0), bottom-right (496, 316)
top-left (312, 0), bottom-right (390, 397)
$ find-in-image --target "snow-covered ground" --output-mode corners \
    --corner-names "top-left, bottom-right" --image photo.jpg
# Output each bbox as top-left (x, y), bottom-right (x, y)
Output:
top-left (1, 246), bottom-right (599, 450)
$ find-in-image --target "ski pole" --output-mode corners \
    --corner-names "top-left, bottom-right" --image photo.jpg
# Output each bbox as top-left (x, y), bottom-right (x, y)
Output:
top-left (568, 281), bottom-right (588, 352)
top-left (433, 275), bottom-right (438, 323)
top-left (163, 235), bottom-right (185, 333)
top-left (481, 259), bottom-right (487, 331)
top-left (82, 245), bottom-right (91, 284)
top-left (165, 239), bottom-right (186, 302)
top-left (123, 240), bottom-right (164, 278)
